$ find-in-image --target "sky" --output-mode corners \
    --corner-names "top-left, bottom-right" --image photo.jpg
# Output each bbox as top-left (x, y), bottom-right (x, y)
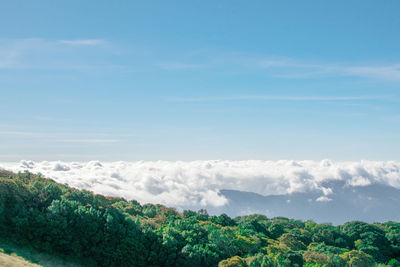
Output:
top-left (1, 0), bottom-right (400, 161)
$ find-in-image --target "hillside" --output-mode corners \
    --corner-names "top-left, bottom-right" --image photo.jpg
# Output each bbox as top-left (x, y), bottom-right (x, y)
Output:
top-left (0, 169), bottom-right (400, 266)
top-left (206, 184), bottom-right (400, 225)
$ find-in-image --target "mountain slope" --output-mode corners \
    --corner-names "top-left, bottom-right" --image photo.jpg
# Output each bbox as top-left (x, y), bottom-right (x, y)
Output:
top-left (202, 181), bottom-right (400, 224)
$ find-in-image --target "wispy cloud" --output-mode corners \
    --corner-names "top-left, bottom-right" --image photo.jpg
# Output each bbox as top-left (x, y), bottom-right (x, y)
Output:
top-left (158, 52), bottom-right (400, 82)
top-left (168, 95), bottom-right (389, 103)
top-left (0, 131), bottom-right (46, 137)
top-left (0, 130), bottom-right (123, 143)
top-left (345, 65), bottom-right (400, 81)
top-left (59, 139), bottom-right (120, 143)
top-left (255, 58), bottom-right (400, 81)
top-left (0, 39), bottom-right (32, 69)
top-left (382, 115), bottom-right (400, 123)
top-left (32, 116), bottom-right (58, 121)
top-left (156, 62), bottom-right (204, 70)
top-left (59, 39), bottom-right (104, 46)
top-left (0, 50), bottom-right (21, 68)
top-left (2, 38), bottom-right (400, 82)
top-left (0, 38), bottom-right (111, 70)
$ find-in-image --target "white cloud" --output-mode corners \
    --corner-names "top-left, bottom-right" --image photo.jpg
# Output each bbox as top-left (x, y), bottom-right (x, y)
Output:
top-left (1, 160), bottom-right (400, 210)
top-left (321, 187), bottom-right (333, 196)
top-left (316, 196), bottom-right (333, 202)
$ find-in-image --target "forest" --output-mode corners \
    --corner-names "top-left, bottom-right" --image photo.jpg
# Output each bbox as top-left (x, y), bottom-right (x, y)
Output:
top-left (0, 169), bottom-right (399, 267)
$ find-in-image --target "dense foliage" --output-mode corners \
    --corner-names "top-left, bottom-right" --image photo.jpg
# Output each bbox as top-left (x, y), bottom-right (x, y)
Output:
top-left (0, 170), bottom-right (399, 266)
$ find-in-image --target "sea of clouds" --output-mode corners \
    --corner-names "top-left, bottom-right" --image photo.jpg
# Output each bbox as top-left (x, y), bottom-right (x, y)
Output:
top-left (1, 160), bottom-right (400, 209)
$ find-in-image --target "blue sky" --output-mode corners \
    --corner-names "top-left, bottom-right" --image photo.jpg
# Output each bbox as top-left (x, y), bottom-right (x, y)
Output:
top-left (0, 0), bottom-right (400, 161)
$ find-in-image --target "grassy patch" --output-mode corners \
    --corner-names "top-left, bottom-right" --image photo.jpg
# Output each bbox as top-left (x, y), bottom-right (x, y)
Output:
top-left (0, 250), bottom-right (41, 267)
top-left (0, 238), bottom-right (81, 267)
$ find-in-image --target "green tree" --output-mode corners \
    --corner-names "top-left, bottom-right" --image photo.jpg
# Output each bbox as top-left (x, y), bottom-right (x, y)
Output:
top-left (218, 256), bottom-right (247, 267)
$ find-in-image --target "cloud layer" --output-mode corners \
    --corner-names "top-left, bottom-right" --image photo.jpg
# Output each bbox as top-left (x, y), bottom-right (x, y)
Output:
top-left (1, 160), bottom-right (400, 209)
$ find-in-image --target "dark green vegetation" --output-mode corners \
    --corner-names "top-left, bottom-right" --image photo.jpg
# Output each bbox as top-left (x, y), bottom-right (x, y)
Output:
top-left (0, 170), bottom-right (400, 267)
